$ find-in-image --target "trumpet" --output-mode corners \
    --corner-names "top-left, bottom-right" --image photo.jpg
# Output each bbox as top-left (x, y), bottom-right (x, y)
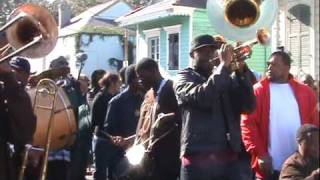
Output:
top-left (211, 28), bottom-right (270, 64)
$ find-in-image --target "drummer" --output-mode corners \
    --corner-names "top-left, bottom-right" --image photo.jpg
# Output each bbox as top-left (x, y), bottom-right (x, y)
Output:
top-left (101, 64), bottom-right (144, 179)
top-left (135, 58), bottom-right (181, 180)
top-left (46, 56), bottom-right (83, 180)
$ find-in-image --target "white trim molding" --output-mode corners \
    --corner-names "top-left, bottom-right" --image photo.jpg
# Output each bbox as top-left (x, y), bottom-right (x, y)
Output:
top-left (163, 24), bottom-right (182, 34)
top-left (143, 28), bottom-right (161, 38)
top-left (142, 28), bottom-right (161, 64)
top-left (164, 24), bottom-right (182, 71)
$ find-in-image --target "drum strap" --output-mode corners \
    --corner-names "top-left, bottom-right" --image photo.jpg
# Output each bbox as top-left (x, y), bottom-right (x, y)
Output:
top-left (148, 102), bottom-right (158, 148)
top-left (54, 105), bottom-right (73, 114)
top-left (147, 79), bottom-right (169, 149)
top-left (147, 123), bottom-right (178, 151)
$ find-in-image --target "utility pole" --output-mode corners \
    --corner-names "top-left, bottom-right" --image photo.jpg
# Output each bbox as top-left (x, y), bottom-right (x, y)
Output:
top-left (124, 28), bottom-right (129, 67)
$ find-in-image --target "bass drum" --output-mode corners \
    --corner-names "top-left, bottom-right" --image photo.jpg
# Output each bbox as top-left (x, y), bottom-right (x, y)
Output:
top-left (27, 84), bottom-right (77, 151)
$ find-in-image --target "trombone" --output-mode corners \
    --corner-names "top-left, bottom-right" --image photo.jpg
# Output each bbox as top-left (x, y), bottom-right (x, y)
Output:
top-left (33, 79), bottom-right (59, 180)
top-left (18, 79), bottom-right (60, 180)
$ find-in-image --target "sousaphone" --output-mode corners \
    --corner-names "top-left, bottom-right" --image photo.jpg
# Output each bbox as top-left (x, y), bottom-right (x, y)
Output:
top-left (0, 3), bottom-right (58, 62)
top-left (206, 0), bottom-right (278, 41)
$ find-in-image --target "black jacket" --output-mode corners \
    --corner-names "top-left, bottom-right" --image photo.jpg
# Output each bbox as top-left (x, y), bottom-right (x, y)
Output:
top-left (91, 90), bottom-right (114, 132)
top-left (151, 80), bottom-right (181, 177)
top-left (174, 65), bottom-right (255, 156)
top-left (103, 87), bottom-right (143, 137)
top-left (0, 72), bottom-right (36, 180)
top-left (137, 80), bottom-right (181, 179)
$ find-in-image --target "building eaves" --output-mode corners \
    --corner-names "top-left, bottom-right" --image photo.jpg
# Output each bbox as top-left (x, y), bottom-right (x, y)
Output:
top-left (59, 17), bottom-right (125, 37)
top-left (116, 0), bottom-right (195, 26)
top-left (59, 0), bottom-right (131, 37)
top-left (70, 0), bottom-right (120, 23)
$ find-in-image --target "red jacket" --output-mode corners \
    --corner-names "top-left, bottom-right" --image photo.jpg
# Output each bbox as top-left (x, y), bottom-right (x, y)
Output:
top-left (241, 76), bottom-right (319, 179)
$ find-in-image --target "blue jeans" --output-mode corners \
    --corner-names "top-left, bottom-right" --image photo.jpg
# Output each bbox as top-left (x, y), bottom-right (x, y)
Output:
top-left (180, 159), bottom-right (246, 180)
top-left (92, 136), bottom-right (124, 180)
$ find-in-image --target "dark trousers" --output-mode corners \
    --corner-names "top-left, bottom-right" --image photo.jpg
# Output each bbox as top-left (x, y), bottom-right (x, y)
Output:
top-left (93, 137), bottom-right (123, 180)
top-left (69, 127), bottom-right (92, 180)
top-left (147, 156), bottom-right (180, 180)
top-left (181, 159), bottom-right (246, 180)
top-left (238, 151), bottom-right (255, 180)
top-left (47, 160), bottom-right (70, 180)
top-left (256, 170), bottom-right (280, 180)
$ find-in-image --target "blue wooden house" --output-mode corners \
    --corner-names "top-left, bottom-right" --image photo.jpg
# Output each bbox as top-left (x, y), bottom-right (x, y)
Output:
top-left (31, 0), bottom-right (133, 77)
top-left (117, 0), bottom-right (273, 77)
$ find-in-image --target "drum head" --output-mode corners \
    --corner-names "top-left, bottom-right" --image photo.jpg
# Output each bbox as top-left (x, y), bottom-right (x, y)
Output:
top-left (28, 86), bottom-right (77, 150)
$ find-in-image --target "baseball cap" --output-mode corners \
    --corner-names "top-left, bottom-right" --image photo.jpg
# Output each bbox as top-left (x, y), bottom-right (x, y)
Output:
top-left (49, 56), bottom-right (69, 69)
top-left (296, 124), bottom-right (319, 142)
top-left (9, 56), bottom-right (36, 74)
top-left (190, 34), bottom-right (222, 54)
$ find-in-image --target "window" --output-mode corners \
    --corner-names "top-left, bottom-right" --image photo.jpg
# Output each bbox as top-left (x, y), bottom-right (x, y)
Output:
top-left (168, 33), bottom-right (179, 70)
top-left (164, 25), bottom-right (181, 70)
top-left (143, 28), bottom-right (161, 62)
top-left (148, 37), bottom-right (160, 61)
top-left (286, 4), bottom-right (311, 76)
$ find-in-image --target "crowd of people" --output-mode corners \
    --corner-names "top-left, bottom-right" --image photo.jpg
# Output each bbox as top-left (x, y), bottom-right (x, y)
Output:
top-left (0, 34), bottom-right (319, 180)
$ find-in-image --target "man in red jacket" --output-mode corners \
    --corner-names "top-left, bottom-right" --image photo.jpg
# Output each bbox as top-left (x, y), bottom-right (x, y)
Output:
top-left (241, 50), bottom-right (319, 180)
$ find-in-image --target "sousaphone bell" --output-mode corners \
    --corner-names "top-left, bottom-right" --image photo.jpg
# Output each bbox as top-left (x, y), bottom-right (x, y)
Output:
top-left (206, 0), bottom-right (278, 41)
top-left (0, 3), bottom-right (58, 62)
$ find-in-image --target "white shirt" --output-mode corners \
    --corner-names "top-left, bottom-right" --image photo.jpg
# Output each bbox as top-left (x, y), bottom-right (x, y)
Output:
top-left (268, 83), bottom-right (301, 170)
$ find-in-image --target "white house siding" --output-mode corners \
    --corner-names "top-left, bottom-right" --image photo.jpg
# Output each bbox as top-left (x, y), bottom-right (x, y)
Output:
top-left (29, 35), bottom-right (124, 78)
top-left (136, 24), bottom-right (148, 61)
top-left (314, 0), bottom-right (319, 80)
top-left (274, 0), bottom-right (319, 80)
top-left (29, 36), bottom-right (77, 75)
top-left (29, 0), bottom-right (132, 78)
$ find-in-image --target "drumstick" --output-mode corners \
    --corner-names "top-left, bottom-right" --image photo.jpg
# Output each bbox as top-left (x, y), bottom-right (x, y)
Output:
top-left (124, 134), bottom-right (136, 141)
top-left (99, 130), bottom-right (136, 141)
top-left (30, 147), bottom-right (45, 152)
top-left (152, 112), bottom-right (175, 129)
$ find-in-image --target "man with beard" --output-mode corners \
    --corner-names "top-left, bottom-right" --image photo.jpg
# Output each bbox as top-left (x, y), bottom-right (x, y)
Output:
top-left (241, 51), bottom-right (318, 180)
top-left (174, 35), bottom-right (255, 180)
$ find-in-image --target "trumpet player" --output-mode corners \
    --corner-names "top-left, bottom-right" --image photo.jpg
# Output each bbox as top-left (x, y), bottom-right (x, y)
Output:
top-left (174, 34), bottom-right (256, 180)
